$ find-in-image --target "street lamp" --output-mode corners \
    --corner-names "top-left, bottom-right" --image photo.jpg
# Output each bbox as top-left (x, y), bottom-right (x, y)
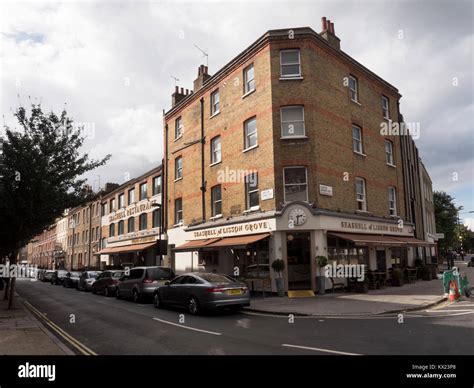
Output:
top-left (151, 203), bottom-right (163, 265)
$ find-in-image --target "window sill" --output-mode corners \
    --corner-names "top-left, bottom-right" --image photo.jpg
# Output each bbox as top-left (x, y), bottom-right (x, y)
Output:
top-left (243, 206), bottom-right (260, 214)
top-left (174, 135), bottom-right (183, 142)
top-left (210, 214), bottom-right (223, 220)
top-left (243, 144), bottom-right (259, 153)
top-left (209, 111), bottom-right (220, 119)
top-left (386, 163), bottom-right (397, 168)
top-left (279, 76), bottom-right (303, 81)
top-left (281, 135), bottom-right (308, 140)
top-left (356, 210), bottom-right (369, 214)
top-left (174, 177), bottom-right (183, 182)
top-left (242, 89), bottom-right (256, 99)
top-left (389, 214), bottom-right (399, 218)
top-left (354, 151), bottom-right (367, 157)
top-left (351, 99), bottom-right (362, 106)
top-left (209, 161), bottom-right (222, 167)
top-left (173, 222), bottom-right (184, 228)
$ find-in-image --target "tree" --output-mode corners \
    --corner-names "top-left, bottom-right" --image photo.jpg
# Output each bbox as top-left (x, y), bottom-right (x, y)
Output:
top-left (0, 104), bottom-right (110, 309)
top-left (433, 191), bottom-right (458, 253)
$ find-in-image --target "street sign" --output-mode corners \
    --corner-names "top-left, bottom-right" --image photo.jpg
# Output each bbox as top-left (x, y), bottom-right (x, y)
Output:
top-left (434, 233), bottom-right (445, 239)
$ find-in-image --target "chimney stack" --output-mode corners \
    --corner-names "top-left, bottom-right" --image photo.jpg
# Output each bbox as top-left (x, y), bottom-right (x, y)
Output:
top-left (319, 16), bottom-right (340, 50)
top-left (172, 85), bottom-right (187, 107)
top-left (193, 64), bottom-right (211, 92)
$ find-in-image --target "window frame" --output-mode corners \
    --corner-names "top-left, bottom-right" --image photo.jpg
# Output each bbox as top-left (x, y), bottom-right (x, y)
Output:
top-left (118, 193), bottom-right (125, 209)
top-left (128, 188), bottom-right (135, 205)
top-left (210, 89), bottom-right (220, 116)
top-left (245, 173), bottom-right (259, 210)
top-left (139, 182), bottom-right (147, 201)
top-left (211, 185), bottom-right (222, 217)
top-left (109, 223), bottom-right (115, 237)
top-left (349, 75), bottom-right (359, 103)
top-left (175, 198), bottom-right (183, 225)
top-left (175, 156), bottom-right (183, 180)
top-left (210, 136), bottom-right (222, 165)
top-left (283, 166), bottom-right (308, 203)
top-left (118, 220), bottom-right (124, 235)
top-left (388, 186), bottom-right (397, 216)
top-left (352, 125), bottom-right (363, 154)
top-left (243, 63), bottom-right (255, 94)
top-left (280, 49), bottom-right (301, 78)
top-left (244, 116), bottom-right (258, 150)
top-left (382, 96), bottom-right (390, 120)
top-left (175, 117), bottom-right (183, 139)
top-left (355, 177), bottom-right (367, 211)
top-left (385, 139), bottom-right (394, 166)
top-left (128, 217), bottom-right (135, 233)
top-left (280, 105), bottom-right (306, 138)
top-left (139, 213), bottom-right (147, 231)
top-left (152, 176), bottom-right (162, 196)
top-left (152, 209), bottom-right (161, 228)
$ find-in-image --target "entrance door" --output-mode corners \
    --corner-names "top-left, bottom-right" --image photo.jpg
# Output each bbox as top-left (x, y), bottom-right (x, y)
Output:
top-left (376, 249), bottom-right (386, 271)
top-left (286, 232), bottom-right (311, 290)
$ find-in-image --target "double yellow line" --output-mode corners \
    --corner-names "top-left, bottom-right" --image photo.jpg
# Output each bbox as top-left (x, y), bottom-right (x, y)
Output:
top-left (24, 301), bottom-right (97, 356)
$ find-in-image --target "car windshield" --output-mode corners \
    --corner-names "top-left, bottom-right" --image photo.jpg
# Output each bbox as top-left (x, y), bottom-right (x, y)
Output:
top-left (146, 268), bottom-right (174, 280)
top-left (198, 273), bottom-right (235, 284)
top-left (71, 272), bottom-right (81, 277)
top-left (111, 272), bottom-right (123, 278)
top-left (88, 272), bottom-right (100, 278)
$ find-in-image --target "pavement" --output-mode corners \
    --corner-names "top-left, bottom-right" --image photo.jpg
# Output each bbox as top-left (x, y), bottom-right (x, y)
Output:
top-left (246, 261), bottom-right (474, 317)
top-left (0, 291), bottom-right (72, 355)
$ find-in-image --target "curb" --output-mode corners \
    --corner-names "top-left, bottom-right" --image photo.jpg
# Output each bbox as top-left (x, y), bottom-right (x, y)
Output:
top-left (244, 296), bottom-right (449, 318)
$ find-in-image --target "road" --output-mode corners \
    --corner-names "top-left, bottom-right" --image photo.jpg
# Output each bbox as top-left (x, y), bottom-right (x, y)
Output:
top-left (15, 279), bottom-right (474, 356)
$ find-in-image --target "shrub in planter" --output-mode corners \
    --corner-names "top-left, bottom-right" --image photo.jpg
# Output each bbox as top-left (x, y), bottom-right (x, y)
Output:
top-left (391, 268), bottom-right (404, 287)
top-left (316, 256), bottom-right (328, 295)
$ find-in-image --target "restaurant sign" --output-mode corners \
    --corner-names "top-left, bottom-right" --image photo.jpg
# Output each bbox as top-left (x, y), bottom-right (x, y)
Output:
top-left (340, 221), bottom-right (404, 234)
top-left (107, 199), bottom-right (158, 223)
top-left (192, 220), bottom-right (274, 239)
top-left (108, 227), bottom-right (160, 244)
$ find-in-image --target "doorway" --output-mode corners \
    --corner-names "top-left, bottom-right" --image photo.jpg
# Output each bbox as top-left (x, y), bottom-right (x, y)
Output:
top-left (286, 232), bottom-right (311, 290)
top-left (376, 249), bottom-right (387, 271)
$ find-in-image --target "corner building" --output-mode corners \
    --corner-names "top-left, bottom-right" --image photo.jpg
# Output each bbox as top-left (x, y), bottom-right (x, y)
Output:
top-left (164, 19), bottom-right (434, 293)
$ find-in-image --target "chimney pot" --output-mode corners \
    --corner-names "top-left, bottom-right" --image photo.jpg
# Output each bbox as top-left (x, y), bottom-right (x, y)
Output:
top-left (175, 86), bottom-right (179, 93)
top-left (330, 22), bottom-right (335, 34)
top-left (180, 87), bottom-right (184, 94)
top-left (327, 19), bottom-right (331, 31)
top-left (322, 17), bottom-right (327, 31)
top-left (204, 66), bottom-right (208, 74)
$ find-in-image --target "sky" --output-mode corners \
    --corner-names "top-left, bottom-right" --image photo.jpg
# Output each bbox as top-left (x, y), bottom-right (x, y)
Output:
top-left (1, 0), bottom-right (473, 225)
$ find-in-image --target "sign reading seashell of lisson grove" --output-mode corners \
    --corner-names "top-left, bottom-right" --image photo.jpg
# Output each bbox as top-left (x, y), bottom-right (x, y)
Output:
top-left (340, 221), bottom-right (405, 234)
top-left (191, 219), bottom-right (276, 239)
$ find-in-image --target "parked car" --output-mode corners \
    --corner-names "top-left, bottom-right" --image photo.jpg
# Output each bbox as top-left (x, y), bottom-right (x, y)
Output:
top-left (77, 271), bottom-right (102, 291)
top-left (37, 269), bottom-right (45, 281)
top-left (153, 272), bottom-right (250, 315)
top-left (468, 257), bottom-right (474, 267)
top-left (116, 266), bottom-right (175, 303)
top-left (51, 270), bottom-right (68, 285)
top-left (42, 270), bottom-right (55, 282)
top-left (92, 270), bottom-right (123, 296)
top-left (63, 271), bottom-right (82, 288)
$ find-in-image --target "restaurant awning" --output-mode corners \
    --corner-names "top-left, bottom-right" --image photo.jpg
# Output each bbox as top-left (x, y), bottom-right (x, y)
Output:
top-left (173, 238), bottom-right (221, 251)
top-left (205, 233), bottom-right (270, 248)
top-left (387, 236), bottom-right (437, 246)
top-left (328, 232), bottom-right (405, 246)
top-left (96, 242), bottom-right (156, 255)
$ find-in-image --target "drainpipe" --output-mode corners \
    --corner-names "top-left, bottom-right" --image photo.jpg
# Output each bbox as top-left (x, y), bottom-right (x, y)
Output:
top-left (200, 97), bottom-right (206, 223)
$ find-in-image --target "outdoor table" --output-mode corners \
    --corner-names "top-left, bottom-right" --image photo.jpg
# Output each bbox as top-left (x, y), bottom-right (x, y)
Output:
top-left (405, 267), bottom-right (417, 283)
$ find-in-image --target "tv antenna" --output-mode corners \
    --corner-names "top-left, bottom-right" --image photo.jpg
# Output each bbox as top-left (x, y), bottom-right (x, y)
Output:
top-left (170, 76), bottom-right (179, 86)
top-left (193, 43), bottom-right (208, 66)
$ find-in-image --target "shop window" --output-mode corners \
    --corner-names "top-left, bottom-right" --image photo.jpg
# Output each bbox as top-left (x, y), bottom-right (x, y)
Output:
top-left (199, 251), bottom-right (219, 266)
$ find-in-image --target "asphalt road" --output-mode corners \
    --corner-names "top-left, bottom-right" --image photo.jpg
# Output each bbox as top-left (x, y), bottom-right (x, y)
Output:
top-left (15, 279), bottom-right (474, 356)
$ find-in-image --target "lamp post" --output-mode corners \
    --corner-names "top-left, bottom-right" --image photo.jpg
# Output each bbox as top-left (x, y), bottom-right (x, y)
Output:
top-left (151, 203), bottom-right (163, 266)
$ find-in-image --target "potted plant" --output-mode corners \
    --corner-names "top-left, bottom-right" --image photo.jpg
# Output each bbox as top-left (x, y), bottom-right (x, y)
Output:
top-left (316, 256), bottom-right (328, 295)
top-left (271, 259), bottom-right (285, 297)
top-left (391, 268), bottom-right (404, 286)
top-left (419, 265), bottom-right (432, 281)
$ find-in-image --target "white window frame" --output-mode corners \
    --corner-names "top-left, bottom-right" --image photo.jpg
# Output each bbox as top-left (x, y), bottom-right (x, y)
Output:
top-left (349, 75), bottom-right (359, 103)
top-left (352, 125), bottom-right (363, 154)
top-left (244, 117), bottom-right (258, 150)
top-left (355, 177), bottom-right (367, 211)
top-left (281, 106), bottom-right (306, 138)
top-left (211, 185), bottom-right (222, 217)
top-left (382, 96), bottom-right (390, 119)
top-left (139, 213), bottom-right (147, 230)
top-left (175, 198), bottom-right (183, 225)
top-left (283, 166), bottom-right (308, 203)
top-left (128, 188), bottom-right (135, 205)
top-left (175, 117), bottom-right (183, 139)
top-left (211, 136), bottom-right (221, 164)
top-left (139, 182), bottom-right (147, 200)
top-left (153, 176), bottom-right (162, 196)
top-left (388, 186), bottom-right (397, 216)
top-left (385, 140), bottom-right (394, 165)
top-left (210, 89), bottom-right (220, 116)
top-left (280, 49), bottom-right (301, 78)
top-left (175, 156), bottom-right (183, 180)
top-left (118, 193), bottom-right (125, 209)
top-left (243, 63), bottom-right (255, 94)
top-left (245, 173), bottom-right (259, 210)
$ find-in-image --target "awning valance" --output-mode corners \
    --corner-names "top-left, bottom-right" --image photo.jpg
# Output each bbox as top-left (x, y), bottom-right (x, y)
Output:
top-left (205, 233), bottom-right (270, 248)
top-left (387, 236), bottom-right (437, 246)
top-left (96, 242), bottom-right (156, 255)
top-left (173, 238), bottom-right (221, 251)
top-left (329, 232), bottom-right (406, 246)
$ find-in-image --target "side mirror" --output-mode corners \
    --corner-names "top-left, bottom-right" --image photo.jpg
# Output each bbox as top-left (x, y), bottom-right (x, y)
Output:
top-left (165, 281), bottom-right (170, 286)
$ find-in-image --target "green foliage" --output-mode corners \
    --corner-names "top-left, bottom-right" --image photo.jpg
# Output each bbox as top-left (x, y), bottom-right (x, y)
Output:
top-left (433, 191), bottom-right (459, 252)
top-left (316, 256), bottom-right (328, 267)
top-left (271, 259), bottom-right (285, 273)
top-left (0, 104), bottom-right (110, 256)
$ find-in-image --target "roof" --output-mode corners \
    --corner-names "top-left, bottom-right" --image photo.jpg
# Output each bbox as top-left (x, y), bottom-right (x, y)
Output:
top-left (165, 26), bottom-right (401, 118)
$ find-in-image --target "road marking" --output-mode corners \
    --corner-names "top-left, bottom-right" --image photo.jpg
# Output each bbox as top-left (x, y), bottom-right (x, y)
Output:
top-left (24, 301), bottom-right (97, 356)
top-left (152, 317), bottom-right (222, 336)
top-left (282, 343), bottom-right (361, 356)
top-left (426, 309), bottom-right (474, 313)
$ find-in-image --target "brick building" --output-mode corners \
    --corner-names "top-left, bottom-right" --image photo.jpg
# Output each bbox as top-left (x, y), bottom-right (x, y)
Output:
top-left (164, 18), bottom-right (435, 293)
top-left (31, 224), bottom-right (57, 269)
top-left (97, 166), bottom-right (165, 268)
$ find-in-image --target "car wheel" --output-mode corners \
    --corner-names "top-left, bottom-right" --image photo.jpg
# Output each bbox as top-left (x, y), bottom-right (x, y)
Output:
top-left (116, 288), bottom-right (121, 299)
top-left (188, 296), bottom-right (200, 315)
top-left (153, 293), bottom-right (162, 309)
top-left (132, 290), bottom-right (140, 303)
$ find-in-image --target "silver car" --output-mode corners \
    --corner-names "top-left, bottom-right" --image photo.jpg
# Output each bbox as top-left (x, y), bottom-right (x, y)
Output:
top-left (116, 266), bottom-right (175, 303)
top-left (77, 271), bottom-right (102, 291)
top-left (153, 272), bottom-right (250, 315)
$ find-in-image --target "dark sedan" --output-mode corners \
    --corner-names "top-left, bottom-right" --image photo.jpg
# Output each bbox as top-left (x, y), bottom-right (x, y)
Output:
top-left (91, 270), bottom-right (123, 296)
top-left (51, 270), bottom-right (68, 285)
top-left (63, 271), bottom-right (82, 288)
top-left (153, 272), bottom-right (250, 315)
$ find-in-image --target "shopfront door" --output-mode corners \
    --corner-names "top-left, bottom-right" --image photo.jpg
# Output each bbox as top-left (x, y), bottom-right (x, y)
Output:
top-left (286, 232), bottom-right (311, 290)
top-left (376, 249), bottom-right (386, 271)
